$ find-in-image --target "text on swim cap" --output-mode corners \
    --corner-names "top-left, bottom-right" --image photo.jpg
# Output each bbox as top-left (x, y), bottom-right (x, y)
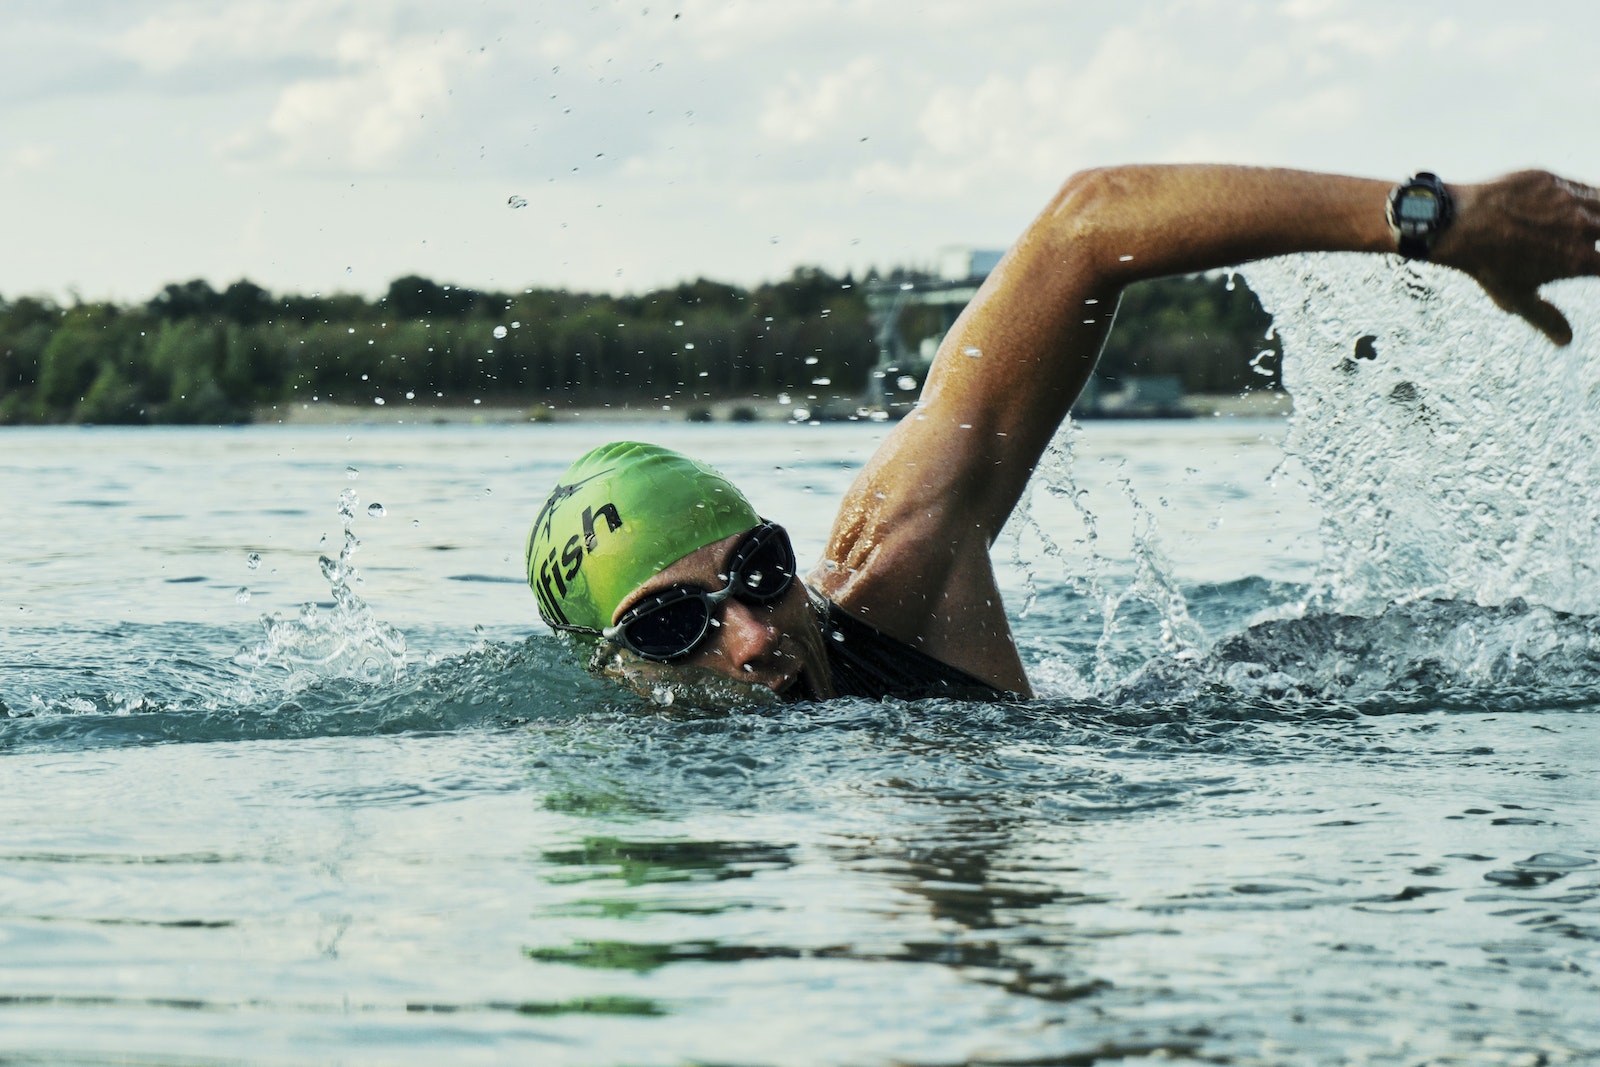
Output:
top-left (534, 502), bottom-right (623, 626)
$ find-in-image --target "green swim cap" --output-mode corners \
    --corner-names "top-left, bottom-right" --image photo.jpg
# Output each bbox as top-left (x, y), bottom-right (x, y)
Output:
top-left (526, 441), bottom-right (761, 632)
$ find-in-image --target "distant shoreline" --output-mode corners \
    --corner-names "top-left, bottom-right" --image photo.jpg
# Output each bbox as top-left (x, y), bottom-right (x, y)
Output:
top-left (255, 390), bottom-right (1291, 427)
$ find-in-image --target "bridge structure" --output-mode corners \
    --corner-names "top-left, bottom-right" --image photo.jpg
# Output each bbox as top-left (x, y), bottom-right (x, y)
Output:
top-left (862, 248), bottom-right (1001, 412)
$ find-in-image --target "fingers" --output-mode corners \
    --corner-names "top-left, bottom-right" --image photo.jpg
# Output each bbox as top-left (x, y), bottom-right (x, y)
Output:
top-left (1515, 294), bottom-right (1575, 347)
top-left (1555, 177), bottom-right (1600, 201)
top-left (1482, 277), bottom-right (1574, 346)
top-left (1559, 179), bottom-right (1600, 267)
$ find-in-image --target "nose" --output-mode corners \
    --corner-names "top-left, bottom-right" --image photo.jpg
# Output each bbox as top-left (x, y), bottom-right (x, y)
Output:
top-left (713, 598), bottom-right (783, 670)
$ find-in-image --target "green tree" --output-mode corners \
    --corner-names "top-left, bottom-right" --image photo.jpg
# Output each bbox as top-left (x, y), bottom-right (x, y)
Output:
top-left (148, 279), bottom-right (222, 321)
top-left (219, 280), bottom-right (274, 327)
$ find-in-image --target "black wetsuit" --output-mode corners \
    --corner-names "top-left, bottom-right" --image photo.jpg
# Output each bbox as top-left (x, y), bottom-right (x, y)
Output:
top-left (820, 600), bottom-right (1008, 701)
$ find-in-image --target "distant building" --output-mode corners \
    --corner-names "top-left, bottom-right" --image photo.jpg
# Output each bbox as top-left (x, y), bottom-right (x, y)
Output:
top-left (864, 247), bottom-right (1004, 411)
top-left (938, 247), bottom-right (1004, 282)
top-left (864, 247), bottom-right (1192, 419)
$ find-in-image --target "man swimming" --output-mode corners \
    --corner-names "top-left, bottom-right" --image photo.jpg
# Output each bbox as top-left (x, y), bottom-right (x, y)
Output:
top-left (527, 164), bottom-right (1600, 702)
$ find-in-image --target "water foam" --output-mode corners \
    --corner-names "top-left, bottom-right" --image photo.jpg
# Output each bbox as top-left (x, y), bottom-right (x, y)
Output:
top-left (234, 486), bottom-right (408, 689)
top-left (1019, 255), bottom-right (1600, 706)
top-left (1246, 255), bottom-right (1600, 615)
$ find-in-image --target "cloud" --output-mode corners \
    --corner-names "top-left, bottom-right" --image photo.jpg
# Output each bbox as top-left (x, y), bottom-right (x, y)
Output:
top-left (760, 57), bottom-right (886, 145)
top-left (237, 30), bottom-right (482, 171)
top-left (4, 143), bottom-right (58, 174)
top-left (108, 2), bottom-right (490, 171)
top-left (4, 0), bottom-right (1599, 305)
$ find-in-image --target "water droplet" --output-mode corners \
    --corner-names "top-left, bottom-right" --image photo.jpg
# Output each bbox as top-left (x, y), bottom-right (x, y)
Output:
top-left (374, 397), bottom-right (385, 406)
top-left (346, 466), bottom-right (359, 480)
top-left (1118, 254), bottom-right (1134, 262)
top-left (896, 375), bottom-right (918, 391)
top-left (405, 391), bottom-right (415, 400)
top-left (830, 630), bottom-right (844, 642)
top-left (411, 519), bottom-right (421, 528)
top-left (811, 377), bottom-right (832, 386)
top-left (650, 685), bottom-right (675, 707)
top-left (246, 553), bottom-right (262, 570)
top-left (507, 195), bottom-right (528, 209)
top-left (367, 503), bottom-right (386, 518)
top-left (963, 346), bottom-right (982, 358)
top-left (493, 325), bottom-right (508, 339)
top-left (235, 587), bottom-right (251, 604)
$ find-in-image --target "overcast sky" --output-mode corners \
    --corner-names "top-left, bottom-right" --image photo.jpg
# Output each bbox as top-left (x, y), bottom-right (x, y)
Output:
top-left (4, 0), bottom-right (1597, 305)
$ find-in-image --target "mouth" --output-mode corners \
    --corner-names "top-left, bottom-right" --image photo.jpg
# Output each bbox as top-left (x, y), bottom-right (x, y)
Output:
top-left (777, 667), bottom-right (826, 703)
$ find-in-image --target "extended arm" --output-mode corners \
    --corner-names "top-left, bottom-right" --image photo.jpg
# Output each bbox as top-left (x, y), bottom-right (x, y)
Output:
top-left (810, 164), bottom-right (1600, 693)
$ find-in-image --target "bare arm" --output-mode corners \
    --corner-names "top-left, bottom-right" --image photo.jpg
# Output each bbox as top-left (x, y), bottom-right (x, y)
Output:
top-left (809, 164), bottom-right (1600, 694)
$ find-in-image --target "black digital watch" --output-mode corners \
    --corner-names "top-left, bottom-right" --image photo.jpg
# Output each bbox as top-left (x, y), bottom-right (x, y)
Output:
top-left (1386, 171), bottom-right (1454, 260)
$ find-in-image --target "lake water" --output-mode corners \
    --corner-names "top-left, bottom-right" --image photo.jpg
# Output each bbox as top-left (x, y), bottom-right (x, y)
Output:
top-left (3, 256), bottom-right (1600, 1065)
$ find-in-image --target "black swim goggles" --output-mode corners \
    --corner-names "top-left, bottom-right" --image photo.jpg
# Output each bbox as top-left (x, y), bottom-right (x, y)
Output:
top-left (597, 521), bottom-right (798, 662)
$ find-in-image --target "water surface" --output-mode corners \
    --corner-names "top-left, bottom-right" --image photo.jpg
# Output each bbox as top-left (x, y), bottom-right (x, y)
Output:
top-left (3, 256), bottom-right (1599, 1065)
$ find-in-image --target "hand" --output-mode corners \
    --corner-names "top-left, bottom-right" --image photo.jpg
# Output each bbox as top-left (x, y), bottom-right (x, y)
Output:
top-left (1439, 170), bottom-right (1600, 346)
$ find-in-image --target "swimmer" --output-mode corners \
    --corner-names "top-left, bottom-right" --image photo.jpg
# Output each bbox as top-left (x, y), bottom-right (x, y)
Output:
top-left (527, 165), bottom-right (1600, 702)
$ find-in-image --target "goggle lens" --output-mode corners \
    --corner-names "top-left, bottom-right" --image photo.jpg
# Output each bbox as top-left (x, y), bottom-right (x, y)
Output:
top-left (611, 522), bottom-right (796, 661)
top-left (723, 523), bottom-right (795, 601)
top-left (620, 588), bottom-right (715, 659)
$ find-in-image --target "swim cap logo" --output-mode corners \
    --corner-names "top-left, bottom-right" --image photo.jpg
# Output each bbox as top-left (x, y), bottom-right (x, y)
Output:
top-left (530, 468), bottom-right (612, 549)
top-left (531, 469), bottom-right (624, 626)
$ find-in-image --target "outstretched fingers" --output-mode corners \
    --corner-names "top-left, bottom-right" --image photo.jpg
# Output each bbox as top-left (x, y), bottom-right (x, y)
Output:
top-left (1479, 269), bottom-right (1575, 346)
top-left (1512, 293), bottom-right (1575, 347)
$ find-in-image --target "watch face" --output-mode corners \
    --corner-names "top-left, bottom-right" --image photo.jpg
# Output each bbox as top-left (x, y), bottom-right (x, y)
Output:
top-left (1398, 193), bottom-right (1439, 223)
top-left (1389, 173), bottom-right (1451, 258)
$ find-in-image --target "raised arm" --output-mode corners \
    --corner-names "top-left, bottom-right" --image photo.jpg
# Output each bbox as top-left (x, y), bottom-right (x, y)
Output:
top-left (810, 164), bottom-right (1600, 693)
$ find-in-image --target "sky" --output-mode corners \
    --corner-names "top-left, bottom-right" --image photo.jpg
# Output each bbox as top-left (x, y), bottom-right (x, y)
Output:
top-left (3, 0), bottom-right (1597, 305)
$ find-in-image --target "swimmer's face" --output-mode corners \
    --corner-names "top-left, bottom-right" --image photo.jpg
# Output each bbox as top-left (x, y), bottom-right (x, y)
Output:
top-left (600, 527), bottom-right (835, 704)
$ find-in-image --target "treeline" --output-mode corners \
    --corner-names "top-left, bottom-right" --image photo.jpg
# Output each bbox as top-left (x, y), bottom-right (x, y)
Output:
top-left (0, 269), bottom-right (1278, 425)
top-left (1095, 272), bottom-right (1279, 394)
